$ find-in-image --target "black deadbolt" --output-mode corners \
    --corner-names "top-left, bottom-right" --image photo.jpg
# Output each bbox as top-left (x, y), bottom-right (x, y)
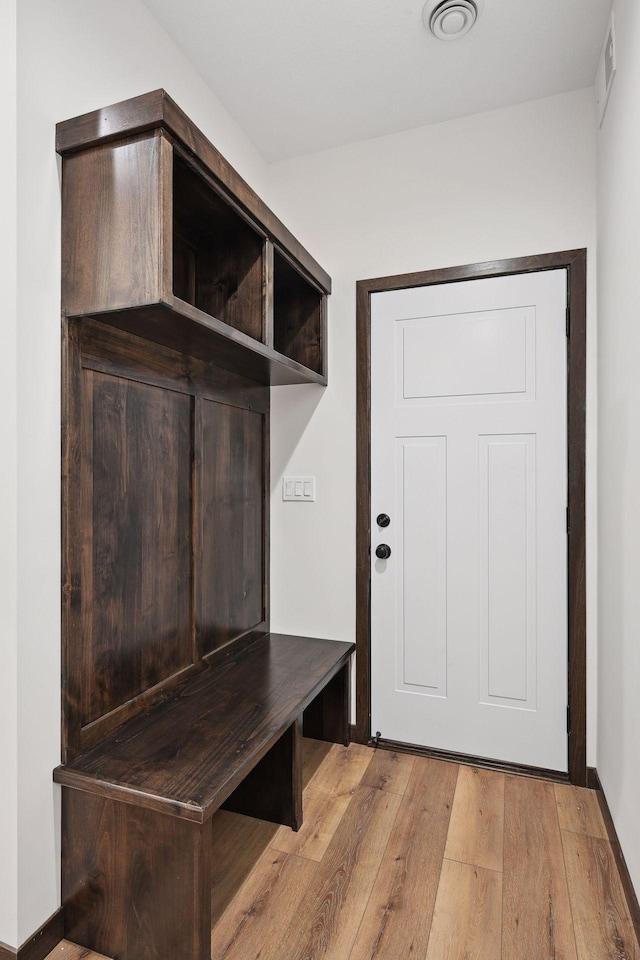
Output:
top-left (375, 544), bottom-right (391, 560)
top-left (376, 513), bottom-right (391, 528)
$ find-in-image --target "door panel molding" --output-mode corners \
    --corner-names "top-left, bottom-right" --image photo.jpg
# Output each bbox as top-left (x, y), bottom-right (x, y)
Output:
top-left (355, 250), bottom-right (587, 786)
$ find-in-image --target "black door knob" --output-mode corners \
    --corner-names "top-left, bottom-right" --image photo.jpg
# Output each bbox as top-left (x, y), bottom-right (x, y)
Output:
top-left (375, 544), bottom-right (391, 560)
top-left (376, 513), bottom-right (391, 528)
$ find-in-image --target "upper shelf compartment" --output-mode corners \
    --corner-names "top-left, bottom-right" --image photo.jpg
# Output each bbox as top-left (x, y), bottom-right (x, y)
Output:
top-left (57, 90), bottom-right (330, 386)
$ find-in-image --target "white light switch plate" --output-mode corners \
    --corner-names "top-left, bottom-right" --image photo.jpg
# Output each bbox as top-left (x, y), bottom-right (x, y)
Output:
top-left (282, 476), bottom-right (316, 501)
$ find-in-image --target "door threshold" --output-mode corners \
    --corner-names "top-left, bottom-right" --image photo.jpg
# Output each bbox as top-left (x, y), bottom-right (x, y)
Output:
top-left (370, 736), bottom-right (572, 785)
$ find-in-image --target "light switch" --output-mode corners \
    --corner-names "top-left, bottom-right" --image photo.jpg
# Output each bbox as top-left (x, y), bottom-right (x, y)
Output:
top-left (283, 476), bottom-right (316, 501)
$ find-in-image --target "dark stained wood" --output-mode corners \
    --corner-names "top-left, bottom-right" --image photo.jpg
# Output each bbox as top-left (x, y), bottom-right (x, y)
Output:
top-left (80, 300), bottom-right (327, 387)
top-left (62, 134), bottom-right (164, 317)
top-left (56, 89), bottom-right (331, 295)
top-left (61, 318), bottom-right (84, 762)
top-left (81, 371), bottom-right (192, 726)
top-left (223, 718), bottom-right (303, 830)
top-left (62, 790), bottom-right (212, 960)
top-left (592, 768), bottom-right (640, 948)
top-left (173, 152), bottom-right (264, 341)
top-left (54, 635), bottom-right (354, 823)
top-left (264, 240), bottom-right (275, 349)
top-left (273, 249), bottom-right (325, 375)
top-left (199, 401), bottom-right (265, 653)
top-left (566, 249), bottom-right (588, 787)
top-left (354, 250), bottom-right (588, 787)
top-left (79, 316), bottom-right (269, 413)
top-left (303, 661), bottom-right (350, 746)
top-left (355, 278), bottom-right (371, 745)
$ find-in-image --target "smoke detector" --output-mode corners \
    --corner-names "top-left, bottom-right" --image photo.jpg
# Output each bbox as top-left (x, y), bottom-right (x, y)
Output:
top-left (423, 0), bottom-right (483, 40)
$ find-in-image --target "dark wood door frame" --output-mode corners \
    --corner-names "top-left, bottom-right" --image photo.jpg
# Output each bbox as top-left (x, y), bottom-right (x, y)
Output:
top-left (355, 250), bottom-right (587, 787)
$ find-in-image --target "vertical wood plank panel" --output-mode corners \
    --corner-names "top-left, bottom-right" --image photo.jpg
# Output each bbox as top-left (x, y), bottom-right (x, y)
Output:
top-left (82, 372), bottom-right (192, 725)
top-left (200, 400), bottom-right (264, 652)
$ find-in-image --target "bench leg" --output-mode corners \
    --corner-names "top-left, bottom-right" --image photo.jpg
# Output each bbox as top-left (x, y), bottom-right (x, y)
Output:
top-left (62, 788), bottom-right (212, 960)
top-left (222, 717), bottom-right (303, 830)
top-left (303, 661), bottom-right (350, 746)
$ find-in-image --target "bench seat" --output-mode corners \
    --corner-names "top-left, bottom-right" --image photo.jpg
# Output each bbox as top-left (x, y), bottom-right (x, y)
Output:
top-left (55, 633), bottom-right (354, 960)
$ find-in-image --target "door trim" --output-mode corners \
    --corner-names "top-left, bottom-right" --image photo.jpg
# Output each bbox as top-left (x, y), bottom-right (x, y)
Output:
top-left (355, 250), bottom-right (587, 786)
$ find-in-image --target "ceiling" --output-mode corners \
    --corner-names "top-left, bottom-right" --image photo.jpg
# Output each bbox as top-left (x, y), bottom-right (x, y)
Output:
top-left (143, 0), bottom-right (611, 162)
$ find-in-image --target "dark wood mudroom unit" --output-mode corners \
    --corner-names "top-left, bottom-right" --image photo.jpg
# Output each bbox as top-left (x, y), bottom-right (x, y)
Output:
top-left (54, 90), bottom-right (353, 960)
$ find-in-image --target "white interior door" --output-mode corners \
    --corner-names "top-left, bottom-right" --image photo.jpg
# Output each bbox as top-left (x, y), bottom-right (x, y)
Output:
top-left (370, 270), bottom-right (568, 771)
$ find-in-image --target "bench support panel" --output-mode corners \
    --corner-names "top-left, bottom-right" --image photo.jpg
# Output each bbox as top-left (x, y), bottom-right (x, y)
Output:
top-left (63, 790), bottom-right (213, 960)
top-left (222, 717), bottom-right (303, 830)
top-left (303, 662), bottom-right (350, 746)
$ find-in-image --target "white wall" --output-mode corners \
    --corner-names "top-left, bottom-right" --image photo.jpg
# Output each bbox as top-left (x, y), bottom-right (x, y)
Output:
top-left (11, 0), bottom-right (269, 947)
top-left (268, 89), bottom-right (598, 760)
top-left (596, 0), bottom-right (640, 896)
top-left (0, 0), bottom-right (19, 949)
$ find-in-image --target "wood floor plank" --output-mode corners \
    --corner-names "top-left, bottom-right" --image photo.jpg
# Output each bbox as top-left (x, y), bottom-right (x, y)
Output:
top-left (302, 737), bottom-right (333, 790)
top-left (276, 785), bottom-right (402, 960)
top-left (562, 831), bottom-right (639, 960)
top-left (444, 765), bottom-right (504, 873)
top-left (210, 849), bottom-right (317, 960)
top-left (45, 942), bottom-right (111, 960)
top-left (272, 742), bottom-right (373, 861)
top-left (503, 775), bottom-right (578, 960)
top-left (349, 757), bottom-right (458, 960)
top-left (425, 859), bottom-right (502, 960)
top-left (555, 783), bottom-right (608, 839)
top-left (210, 810), bottom-right (280, 923)
top-left (359, 749), bottom-right (415, 795)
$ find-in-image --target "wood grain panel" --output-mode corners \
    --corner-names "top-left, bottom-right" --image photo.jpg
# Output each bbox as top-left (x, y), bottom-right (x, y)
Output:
top-left (503, 775), bottom-right (577, 960)
top-left (445, 765), bottom-right (504, 872)
top-left (273, 250), bottom-right (324, 374)
top-left (56, 90), bottom-right (332, 294)
top-left (555, 783), bottom-right (607, 838)
top-left (62, 790), bottom-right (212, 960)
top-left (349, 756), bottom-right (457, 960)
top-left (562, 832), bottom-right (639, 960)
top-left (173, 152), bottom-right (264, 341)
top-left (425, 860), bottom-right (502, 960)
top-left (82, 371), bottom-right (192, 726)
top-left (360, 749), bottom-right (415, 795)
top-left (272, 742), bottom-right (372, 861)
top-left (62, 135), bottom-right (162, 316)
top-left (277, 786), bottom-right (402, 960)
top-left (55, 636), bottom-right (354, 821)
top-left (210, 851), bottom-right (317, 960)
top-left (199, 400), bottom-right (264, 653)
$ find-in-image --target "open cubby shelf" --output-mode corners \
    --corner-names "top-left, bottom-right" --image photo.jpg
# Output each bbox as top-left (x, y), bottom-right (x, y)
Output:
top-left (173, 153), bottom-right (265, 344)
top-left (59, 90), bottom-right (330, 386)
top-left (274, 249), bottom-right (324, 374)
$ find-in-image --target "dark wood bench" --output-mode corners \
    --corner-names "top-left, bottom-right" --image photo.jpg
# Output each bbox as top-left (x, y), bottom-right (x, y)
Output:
top-left (54, 633), bottom-right (353, 960)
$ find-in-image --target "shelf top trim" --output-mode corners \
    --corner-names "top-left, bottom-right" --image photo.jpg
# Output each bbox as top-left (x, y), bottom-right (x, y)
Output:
top-left (56, 89), bottom-right (331, 294)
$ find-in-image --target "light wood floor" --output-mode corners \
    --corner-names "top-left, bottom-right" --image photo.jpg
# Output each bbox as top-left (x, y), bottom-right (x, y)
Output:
top-left (48, 740), bottom-right (639, 960)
